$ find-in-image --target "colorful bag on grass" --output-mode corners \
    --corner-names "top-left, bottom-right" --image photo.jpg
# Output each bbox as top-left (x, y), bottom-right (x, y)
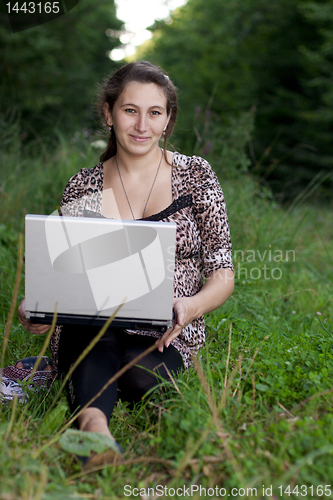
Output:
top-left (0, 365), bottom-right (54, 404)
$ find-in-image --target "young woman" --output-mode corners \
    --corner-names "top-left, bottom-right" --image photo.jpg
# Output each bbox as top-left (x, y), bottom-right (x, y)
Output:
top-left (18, 61), bottom-right (234, 466)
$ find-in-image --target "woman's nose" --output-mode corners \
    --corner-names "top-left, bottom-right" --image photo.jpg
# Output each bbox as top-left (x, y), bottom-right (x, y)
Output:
top-left (134, 114), bottom-right (148, 132)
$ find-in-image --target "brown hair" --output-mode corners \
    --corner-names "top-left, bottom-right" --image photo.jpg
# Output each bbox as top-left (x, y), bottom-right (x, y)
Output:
top-left (96, 61), bottom-right (178, 163)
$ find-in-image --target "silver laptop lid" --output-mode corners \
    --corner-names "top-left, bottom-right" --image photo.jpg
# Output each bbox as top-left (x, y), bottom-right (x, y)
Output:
top-left (25, 214), bottom-right (176, 331)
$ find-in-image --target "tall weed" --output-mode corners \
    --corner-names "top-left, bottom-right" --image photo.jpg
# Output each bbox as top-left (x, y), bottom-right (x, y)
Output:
top-left (0, 127), bottom-right (98, 232)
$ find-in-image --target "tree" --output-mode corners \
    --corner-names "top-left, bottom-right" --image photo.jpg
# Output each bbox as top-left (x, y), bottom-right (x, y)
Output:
top-left (141, 0), bottom-right (333, 198)
top-left (0, 0), bottom-right (123, 138)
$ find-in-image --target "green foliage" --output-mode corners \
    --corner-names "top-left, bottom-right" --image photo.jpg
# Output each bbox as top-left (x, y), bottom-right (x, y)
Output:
top-left (0, 224), bottom-right (21, 324)
top-left (59, 429), bottom-right (119, 457)
top-left (0, 129), bottom-right (99, 233)
top-left (0, 0), bottom-right (122, 137)
top-left (298, 1), bottom-right (333, 150)
top-left (192, 107), bottom-right (255, 177)
top-left (40, 402), bottom-right (68, 435)
top-left (141, 0), bottom-right (333, 199)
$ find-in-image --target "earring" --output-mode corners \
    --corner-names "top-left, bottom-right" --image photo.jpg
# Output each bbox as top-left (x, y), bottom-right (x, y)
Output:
top-left (108, 124), bottom-right (113, 131)
top-left (162, 130), bottom-right (166, 136)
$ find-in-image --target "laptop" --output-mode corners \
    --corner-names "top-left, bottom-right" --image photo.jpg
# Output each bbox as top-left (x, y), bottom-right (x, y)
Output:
top-left (25, 214), bottom-right (177, 332)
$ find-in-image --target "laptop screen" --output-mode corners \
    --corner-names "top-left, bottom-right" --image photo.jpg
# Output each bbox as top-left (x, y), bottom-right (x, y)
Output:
top-left (25, 214), bottom-right (176, 331)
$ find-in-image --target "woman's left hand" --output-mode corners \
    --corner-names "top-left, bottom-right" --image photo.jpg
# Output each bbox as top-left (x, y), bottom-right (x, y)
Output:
top-left (156, 296), bottom-right (199, 352)
top-left (155, 268), bottom-right (235, 353)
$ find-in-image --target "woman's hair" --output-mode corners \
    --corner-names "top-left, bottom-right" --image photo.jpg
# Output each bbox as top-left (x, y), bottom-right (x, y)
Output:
top-left (96, 61), bottom-right (178, 162)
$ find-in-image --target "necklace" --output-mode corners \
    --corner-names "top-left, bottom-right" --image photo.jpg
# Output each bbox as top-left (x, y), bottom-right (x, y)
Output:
top-left (115, 149), bottom-right (164, 219)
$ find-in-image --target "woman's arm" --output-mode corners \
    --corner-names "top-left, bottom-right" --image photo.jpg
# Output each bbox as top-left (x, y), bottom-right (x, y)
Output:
top-left (157, 268), bottom-right (234, 352)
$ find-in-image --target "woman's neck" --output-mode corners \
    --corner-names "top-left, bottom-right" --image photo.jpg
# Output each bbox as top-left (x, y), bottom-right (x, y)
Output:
top-left (114, 146), bottom-right (163, 178)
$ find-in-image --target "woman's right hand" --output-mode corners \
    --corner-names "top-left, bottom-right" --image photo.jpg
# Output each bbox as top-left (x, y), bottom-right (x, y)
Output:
top-left (17, 299), bottom-right (50, 335)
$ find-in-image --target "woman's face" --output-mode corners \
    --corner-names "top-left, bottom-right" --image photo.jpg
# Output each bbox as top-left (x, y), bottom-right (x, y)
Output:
top-left (105, 81), bottom-right (170, 158)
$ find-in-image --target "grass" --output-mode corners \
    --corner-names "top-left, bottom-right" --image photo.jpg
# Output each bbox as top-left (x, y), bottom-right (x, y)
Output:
top-left (0, 132), bottom-right (333, 499)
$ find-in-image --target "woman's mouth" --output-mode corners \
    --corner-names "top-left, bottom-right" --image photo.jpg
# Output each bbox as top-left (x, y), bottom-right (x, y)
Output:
top-left (130, 135), bottom-right (150, 143)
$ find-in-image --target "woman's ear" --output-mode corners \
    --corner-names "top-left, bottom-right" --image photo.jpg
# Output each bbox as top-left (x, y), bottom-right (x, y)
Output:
top-left (165, 113), bottom-right (171, 131)
top-left (103, 102), bottom-right (112, 126)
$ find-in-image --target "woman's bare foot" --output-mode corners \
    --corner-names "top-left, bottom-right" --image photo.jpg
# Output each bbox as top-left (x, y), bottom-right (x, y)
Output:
top-left (77, 407), bottom-right (114, 440)
top-left (73, 407), bottom-right (122, 468)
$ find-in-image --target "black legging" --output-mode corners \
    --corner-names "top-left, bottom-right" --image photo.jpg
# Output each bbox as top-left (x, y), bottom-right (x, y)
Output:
top-left (58, 325), bottom-right (184, 422)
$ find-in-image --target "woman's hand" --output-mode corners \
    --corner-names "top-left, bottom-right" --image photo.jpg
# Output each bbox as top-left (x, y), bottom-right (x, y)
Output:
top-left (156, 268), bottom-right (234, 353)
top-left (17, 299), bottom-right (50, 335)
top-left (157, 296), bottom-right (199, 352)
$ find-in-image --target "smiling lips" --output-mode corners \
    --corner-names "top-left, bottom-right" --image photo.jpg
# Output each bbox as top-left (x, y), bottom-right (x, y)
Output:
top-left (130, 134), bottom-right (150, 143)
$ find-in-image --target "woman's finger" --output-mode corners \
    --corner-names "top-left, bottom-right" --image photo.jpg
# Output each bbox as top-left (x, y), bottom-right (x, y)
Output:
top-left (155, 296), bottom-right (196, 352)
top-left (156, 327), bottom-right (173, 352)
top-left (30, 324), bottom-right (50, 335)
top-left (164, 324), bottom-right (183, 348)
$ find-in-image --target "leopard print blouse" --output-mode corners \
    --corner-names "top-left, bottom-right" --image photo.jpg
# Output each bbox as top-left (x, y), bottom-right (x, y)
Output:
top-left (50, 153), bottom-right (233, 369)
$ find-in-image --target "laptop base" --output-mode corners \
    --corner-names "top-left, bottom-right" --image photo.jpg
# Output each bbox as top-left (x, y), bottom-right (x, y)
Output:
top-left (28, 312), bottom-right (171, 332)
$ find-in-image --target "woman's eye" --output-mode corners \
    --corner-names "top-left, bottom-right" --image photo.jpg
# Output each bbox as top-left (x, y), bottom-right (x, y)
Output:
top-left (125, 108), bottom-right (136, 113)
top-left (151, 110), bottom-right (161, 116)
